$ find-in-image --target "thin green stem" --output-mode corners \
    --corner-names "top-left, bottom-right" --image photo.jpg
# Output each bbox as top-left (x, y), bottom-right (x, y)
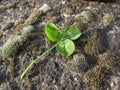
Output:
top-left (21, 43), bottom-right (58, 79)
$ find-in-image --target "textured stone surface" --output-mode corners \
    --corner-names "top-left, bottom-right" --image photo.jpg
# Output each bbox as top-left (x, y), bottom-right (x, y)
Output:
top-left (0, 0), bottom-right (120, 90)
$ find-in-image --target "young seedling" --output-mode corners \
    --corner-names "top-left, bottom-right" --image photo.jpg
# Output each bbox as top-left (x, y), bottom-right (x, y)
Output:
top-left (21, 23), bottom-right (81, 79)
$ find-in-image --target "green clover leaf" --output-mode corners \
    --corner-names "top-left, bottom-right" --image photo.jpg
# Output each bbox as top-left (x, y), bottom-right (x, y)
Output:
top-left (45, 23), bottom-right (63, 42)
top-left (56, 39), bottom-right (75, 56)
top-left (63, 26), bottom-right (81, 40)
top-left (21, 23), bottom-right (81, 79)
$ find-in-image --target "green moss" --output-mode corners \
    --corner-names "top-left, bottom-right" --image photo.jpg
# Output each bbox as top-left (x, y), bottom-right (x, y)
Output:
top-left (48, 16), bottom-right (59, 23)
top-left (0, 2), bottom-right (16, 11)
top-left (2, 25), bottom-right (37, 58)
top-left (23, 75), bottom-right (32, 90)
top-left (24, 4), bottom-right (51, 25)
top-left (21, 25), bottom-right (35, 37)
top-left (66, 53), bottom-right (88, 73)
top-left (116, 0), bottom-right (120, 4)
top-left (98, 52), bottom-right (119, 74)
top-left (15, 24), bottom-right (26, 35)
top-left (2, 36), bottom-right (27, 58)
top-left (0, 31), bottom-right (3, 37)
top-left (2, 22), bottom-right (13, 32)
top-left (3, 58), bottom-right (15, 79)
top-left (9, 58), bottom-right (15, 79)
top-left (84, 66), bottom-right (109, 90)
top-left (24, 9), bottom-right (41, 25)
top-left (84, 33), bottom-right (106, 56)
top-left (15, 24), bottom-right (35, 37)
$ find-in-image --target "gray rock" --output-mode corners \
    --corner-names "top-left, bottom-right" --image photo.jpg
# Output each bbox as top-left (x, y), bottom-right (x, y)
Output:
top-left (110, 75), bottom-right (120, 90)
top-left (39, 4), bottom-right (51, 13)
top-left (107, 26), bottom-right (120, 54)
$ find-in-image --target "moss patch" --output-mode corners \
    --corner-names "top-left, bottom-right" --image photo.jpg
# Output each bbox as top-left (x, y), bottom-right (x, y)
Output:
top-left (98, 52), bottom-right (119, 74)
top-left (84, 65), bottom-right (111, 90)
top-left (84, 33), bottom-right (106, 56)
top-left (66, 53), bottom-right (88, 73)
top-left (0, 2), bottom-right (17, 12)
top-left (2, 36), bottom-right (27, 58)
top-left (24, 9), bottom-right (41, 25)
top-left (14, 24), bottom-right (26, 35)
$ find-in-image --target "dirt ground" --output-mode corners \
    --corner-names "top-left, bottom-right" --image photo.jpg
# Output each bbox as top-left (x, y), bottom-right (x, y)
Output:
top-left (0, 0), bottom-right (120, 90)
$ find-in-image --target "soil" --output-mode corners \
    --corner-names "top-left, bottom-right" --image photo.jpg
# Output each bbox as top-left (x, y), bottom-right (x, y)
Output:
top-left (0, 0), bottom-right (120, 90)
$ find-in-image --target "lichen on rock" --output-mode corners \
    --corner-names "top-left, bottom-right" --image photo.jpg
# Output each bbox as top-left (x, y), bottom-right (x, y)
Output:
top-left (2, 36), bottom-right (27, 58)
top-left (1, 22), bottom-right (13, 31)
top-left (24, 9), bottom-right (41, 25)
top-left (0, 2), bottom-right (17, 11)
top-left (2, 25), bottom-right (36, 58)
top-left (21, 25), bottom-right (35, 37)
top-left (24, 4), bottom-right (51, 25)
top-left (14, 24), bottom-right (26, 35)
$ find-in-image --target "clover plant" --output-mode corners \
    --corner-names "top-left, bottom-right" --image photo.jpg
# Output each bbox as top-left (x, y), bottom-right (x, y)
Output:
top-left (21, 23), bottom-right (81, 79)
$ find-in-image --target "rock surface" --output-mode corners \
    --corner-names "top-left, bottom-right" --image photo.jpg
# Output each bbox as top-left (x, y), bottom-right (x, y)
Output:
top-left (0, 0), bottom-right (120, 90)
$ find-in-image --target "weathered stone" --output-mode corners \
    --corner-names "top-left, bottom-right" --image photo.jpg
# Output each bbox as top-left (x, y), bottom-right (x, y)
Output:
top-left (107, 26), bottom-right (120, 55)
top-left (110, 75), bottom-right (120, 90)
top-left (0, 0), bottom-right (120, 90)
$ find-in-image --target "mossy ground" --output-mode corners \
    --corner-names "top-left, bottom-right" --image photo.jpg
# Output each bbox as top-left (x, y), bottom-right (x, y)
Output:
top-left (84, 65), bottom-right (111, 90)
top-left (84, 33), bottom-right (106, 56)
top-left (0, 0), bottom-right (120, 90)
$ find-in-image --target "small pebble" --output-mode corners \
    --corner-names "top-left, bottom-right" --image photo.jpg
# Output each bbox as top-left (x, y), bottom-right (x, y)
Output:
top-left (110, 75), bottom-right (120, 90)
top-left (39, 4), bottom-right (51, 13)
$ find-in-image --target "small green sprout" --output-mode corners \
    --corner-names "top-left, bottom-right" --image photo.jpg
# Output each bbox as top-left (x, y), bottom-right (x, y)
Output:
top-left (21, 23), bottom-right (81, 79)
